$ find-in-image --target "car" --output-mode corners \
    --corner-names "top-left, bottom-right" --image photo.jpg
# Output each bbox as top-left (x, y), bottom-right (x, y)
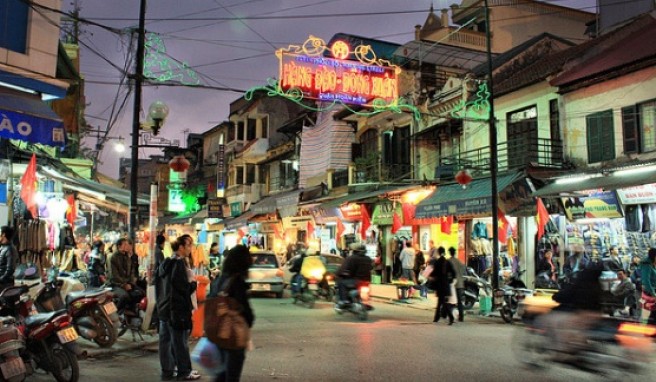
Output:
top-left (282, 253), bottom-right (344, 286)
top-left (247, 251), bottom-right (285, 298)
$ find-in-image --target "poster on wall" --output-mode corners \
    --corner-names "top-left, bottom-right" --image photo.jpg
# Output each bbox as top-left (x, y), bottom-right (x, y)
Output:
top-left (561, 190), bottom-right (623, 220)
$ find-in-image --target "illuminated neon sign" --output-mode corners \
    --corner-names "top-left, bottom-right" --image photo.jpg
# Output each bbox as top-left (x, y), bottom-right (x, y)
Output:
top-left (278, 40), bottom-right (399, 106)
top-left (245, 36), bottom-right (420, 120)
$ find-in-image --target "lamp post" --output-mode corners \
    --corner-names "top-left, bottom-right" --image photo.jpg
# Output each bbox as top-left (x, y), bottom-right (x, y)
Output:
top-left (484, 0), bottom-right (500, 291)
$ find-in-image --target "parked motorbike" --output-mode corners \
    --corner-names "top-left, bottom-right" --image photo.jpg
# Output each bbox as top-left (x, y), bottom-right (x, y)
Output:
top-left (32, 279), bottom-right (119, 348)
top-left (514, 294), bottom-right (655, 379)
top-left (0, 285), bottom-right (80, 382)
top-left (0, 316), bottom-right (27, 382)
top-left (334, 281), bottom-right (372, 321)
top-left (109, 287), bottom-right (149, 341)
top-left (462, 267), bottom-right (493, 310)
top-left (494, 270), bottom-right (533, 323)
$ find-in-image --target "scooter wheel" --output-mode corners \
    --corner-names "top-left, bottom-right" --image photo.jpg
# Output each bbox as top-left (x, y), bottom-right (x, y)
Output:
top-left (93, 314), bottom-right (118, 348)
top-left (357, 304), bottom-right (368, 321)
top-left (500, 306), bottom-right (514, 323)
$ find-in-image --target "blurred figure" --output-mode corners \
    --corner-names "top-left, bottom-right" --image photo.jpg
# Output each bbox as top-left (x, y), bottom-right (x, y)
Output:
top-left (87, 240), bottom-right (106, 288)
top-left (447, 247), bottom-right (466, 322)
top-left (603, 245), bottom-right (624, 272)
top-left (0, 226), bottom-right (18, 292)
top-left (335, 243), bottom-right (373, 307)
top-left (429, 247), bottom-right (455, 324)
top-left (399, 241), bottom-right (416, 283)
top-left (639, 248), bottom-right (656, 324)
top-left (563, 248), bottom-right (590, 278)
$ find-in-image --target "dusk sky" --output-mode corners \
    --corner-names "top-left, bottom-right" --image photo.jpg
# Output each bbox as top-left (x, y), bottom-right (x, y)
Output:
top-left (63, 0), bottom-right (597, 178)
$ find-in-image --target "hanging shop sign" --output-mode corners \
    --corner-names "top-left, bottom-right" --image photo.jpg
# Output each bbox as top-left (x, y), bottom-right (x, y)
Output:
top-left (0, 108), bottom-right (65, 147)
top-left (561, 190), bottom-right (623, 220)
top-left (229, 202), bottom-right (242, 217)
top-left (282, 216), bottom-right (313, 230)
top-left (371, 202), bottom-right (403, 226)
top-left (244, 35), bottom-right (420, 120)
top-left (216, 144), bottom-right (225, 198)
top-left (616, 184), bottom-right (656, 205)
top-left (207, 198), bottom-right (223, 219)
top-left (340, 203), bottom-right (363, 221)
top-left (499, 177), bottom-right (536, 216)
top-left (168, 189), bottom-right (184, 213)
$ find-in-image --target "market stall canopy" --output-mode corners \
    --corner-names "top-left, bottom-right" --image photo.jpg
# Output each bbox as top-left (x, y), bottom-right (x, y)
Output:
top-left (415, 172), bottom-right (523, 219)
top-left (0, 92), bottom-right (65, 147)
top-left (532, 166), bottom-right (656, 197)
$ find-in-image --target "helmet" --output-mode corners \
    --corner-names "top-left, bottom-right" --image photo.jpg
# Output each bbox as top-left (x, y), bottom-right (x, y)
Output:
top-left (349, 242), bottom-right (366, 254)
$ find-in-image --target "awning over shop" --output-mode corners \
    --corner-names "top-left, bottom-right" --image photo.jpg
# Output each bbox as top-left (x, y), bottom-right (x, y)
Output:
top-left (0, 92), bottom-right (66, 147)
top-left (532, 166), bottom-right (656, 197)
top-left (415, 172), bottom-right (523, 219)
top-left (320, 184), bottom-right (416, 209)
top-left (251, 189), bottom-right (303, 218)
top-left (224, 210), bottom-right (256, 230)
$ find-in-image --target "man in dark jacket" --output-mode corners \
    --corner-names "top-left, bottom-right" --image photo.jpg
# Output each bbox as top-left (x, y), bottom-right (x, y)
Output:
top-left (157, 234), bottom-right (199, 381)
top-left (429, 247), bottom-right (456, 324)
top-left (335, 243), bottom-right (373, 307)
top-left (108, 238), bottom-right (141, 311)
top-left (0, 226), bottom-right (18, 292)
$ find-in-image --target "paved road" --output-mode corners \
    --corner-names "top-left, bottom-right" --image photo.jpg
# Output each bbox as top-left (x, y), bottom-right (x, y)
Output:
top-left (27, 297), bottom-right (655, 381)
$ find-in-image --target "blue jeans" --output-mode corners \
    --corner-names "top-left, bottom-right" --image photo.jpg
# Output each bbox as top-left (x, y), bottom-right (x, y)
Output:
top-left (214, 347), bottom-right (246, 382)
top-left (159, 320), bottom-right (193, 377)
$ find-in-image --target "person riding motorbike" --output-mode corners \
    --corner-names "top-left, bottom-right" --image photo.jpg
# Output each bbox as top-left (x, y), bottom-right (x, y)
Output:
top-left (288, 243), bottom-right (308, 297)
top-left (335, 243), bottom-right (373, 308)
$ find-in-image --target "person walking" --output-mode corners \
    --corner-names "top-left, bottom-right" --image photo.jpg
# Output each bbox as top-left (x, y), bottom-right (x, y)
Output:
top-left (157, 235), bottom-right (200, 381)
top-left (208, 245), bottom-right (255, 382)
top-left (429, 246), bottom-right (455, 324)
top-left (0, 226), bottom-right (18, 292)
top-left (447, 247), bottom-right (466, 322)
top-left (639, 248), bottom-right (656, 324)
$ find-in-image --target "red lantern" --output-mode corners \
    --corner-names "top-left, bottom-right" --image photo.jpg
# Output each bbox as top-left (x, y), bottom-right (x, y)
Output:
top-left (455, 169), bottom-right (473, 187)
top-left (169, 155), bottom-right (190, 172)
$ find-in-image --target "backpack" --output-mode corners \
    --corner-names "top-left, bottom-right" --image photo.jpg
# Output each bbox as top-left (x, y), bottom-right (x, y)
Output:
top-left (204, 276), bottom-right (250, 350)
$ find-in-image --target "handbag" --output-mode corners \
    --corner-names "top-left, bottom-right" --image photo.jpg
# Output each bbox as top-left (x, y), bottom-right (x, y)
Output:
top-left (204, 276), bottom-right (251, 350)
top-left (191, 337), bottom-right (221, 371)
top-left (642, 291), bottom-right (656, 312)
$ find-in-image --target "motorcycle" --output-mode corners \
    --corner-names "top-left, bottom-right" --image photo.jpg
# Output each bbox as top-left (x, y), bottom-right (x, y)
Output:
top-left (462, 267), bottom-right (493, 310)
top-left (0, 316), bottom-right (27, 382)
top-left (32, 279), bottom-right (119, 348)
top-left (0, 285), bottom-right (80, 382)
top-left (109, 287), bottom-right (149, 341)
top-left (334, 280), bottom-right (372, 321)
top-left (494, 270), bottom-right (533, 323)
top-left (513, 294), bottom-right (655, 378)
top-left (290, 275), bottom-right (316, 308)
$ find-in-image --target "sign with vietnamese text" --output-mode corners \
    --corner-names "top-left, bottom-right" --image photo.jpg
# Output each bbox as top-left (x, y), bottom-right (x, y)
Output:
top-left (616, 184), bottom-right (656, 205)
top-left (561, 190), bottom-right (623, 220)
top-left (207, 198), bottom-right (223, 219)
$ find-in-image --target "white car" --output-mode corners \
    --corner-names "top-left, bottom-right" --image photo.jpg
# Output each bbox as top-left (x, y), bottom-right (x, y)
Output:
top-left (247, 252), bottom-right (285, 298)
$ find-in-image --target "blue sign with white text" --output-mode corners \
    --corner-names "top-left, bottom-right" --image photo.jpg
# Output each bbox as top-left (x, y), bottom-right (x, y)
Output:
top-left (0, 108), bottom-right (65, 147)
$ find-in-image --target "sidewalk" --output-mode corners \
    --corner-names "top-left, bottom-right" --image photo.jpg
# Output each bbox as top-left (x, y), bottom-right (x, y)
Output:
top-left (80, 331), bottom-right (159, 358)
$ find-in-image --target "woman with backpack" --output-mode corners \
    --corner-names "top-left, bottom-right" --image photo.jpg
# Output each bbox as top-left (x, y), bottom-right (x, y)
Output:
top-left (207, 245), bottom-right (255, 382)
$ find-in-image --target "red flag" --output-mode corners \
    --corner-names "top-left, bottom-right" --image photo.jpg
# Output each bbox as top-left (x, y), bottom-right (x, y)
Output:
top-left (307, 220), bottom-right (315, 238)
top-left (20, 153), bottom-right (38, 218)
top-left (391, 212), bottom-right (403, 234)
top-left (401, 203), bottom-right (416, 225)
top-left (536, 197), bottom-right (550, 239)
top-left (440, 215), bottom-right (453, 234)
top-left (336, 219), bottom-right (345, 240)
top-left (273, 224), bottom-right (282, 239)
top-left (360, 204), bottom-right (371, 240)
top-left (66, 194), bottom-right (77, 226)
top-left (497, 208), bottom-right (509, 244)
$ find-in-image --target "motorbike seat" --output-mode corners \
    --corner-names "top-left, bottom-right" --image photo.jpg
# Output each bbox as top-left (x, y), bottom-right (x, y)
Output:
top-left (66, 290), bottom-right (107, 306)
top-left (24, 309), bottom-right (68, 327)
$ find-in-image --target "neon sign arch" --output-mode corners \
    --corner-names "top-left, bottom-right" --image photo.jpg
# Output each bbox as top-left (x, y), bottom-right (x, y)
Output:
top-left (245, 35), bottom-right (420, 120)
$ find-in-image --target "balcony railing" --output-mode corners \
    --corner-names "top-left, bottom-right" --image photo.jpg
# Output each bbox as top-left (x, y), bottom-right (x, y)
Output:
top-left (435, 138), bottom-right (564, 179)
top-left (351, 163), bottom-right (414, 184)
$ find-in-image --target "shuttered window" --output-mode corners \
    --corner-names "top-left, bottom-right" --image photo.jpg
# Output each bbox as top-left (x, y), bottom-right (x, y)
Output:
top-left (586, 110), bottom-right (615, 163)
top-left (640, 100), bottom-right (656, 152)
top-left (622, 106), bottom-right (639, 154)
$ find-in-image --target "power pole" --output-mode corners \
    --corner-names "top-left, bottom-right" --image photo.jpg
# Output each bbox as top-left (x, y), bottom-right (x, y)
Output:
top-left (129, 0), bottom-right (147, 240)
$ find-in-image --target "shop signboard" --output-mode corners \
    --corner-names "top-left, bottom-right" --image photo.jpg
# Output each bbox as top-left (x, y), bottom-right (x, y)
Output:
top-left (282, 216), bottom-right (313, 230)
top-left (561, 190), bottom-right (623, 220)
top-left (229, 202), bottom-right (242, 217)
top-left (371, 202), bottom-right (403, 226)
top-left (207, 198), bottom-right (223, 219)
top-left (616, 183), bottom-right (656, 205)
top-left (340, 203), bottom-right (362, 221)
top-left (499, 178), bottom-right (536, 216)
top-left (168, 189), bottom-right (184, 212)
top-left (216, 144), bottom-right (225, 198)
top-left (416, 196), bottom-right (492, 218)
top-left (310, 206), bottom-right (342, 224)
